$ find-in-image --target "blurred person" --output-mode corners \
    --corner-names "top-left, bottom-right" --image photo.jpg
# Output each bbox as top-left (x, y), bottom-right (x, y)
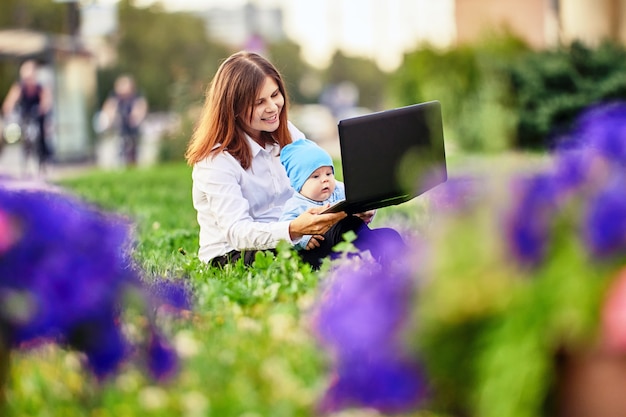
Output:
top-left (2, 60), bottom-right (53, 177)
top-left (279, 138), bottom-right (405, 269)
top-left (185, 51), bottom-right (348, 267)
top-left (100, 75), bottom-right (148, 166)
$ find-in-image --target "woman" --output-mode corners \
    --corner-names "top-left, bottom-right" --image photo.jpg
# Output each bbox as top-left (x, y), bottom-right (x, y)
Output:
top-left (185, 51), bottom-right (347, 266)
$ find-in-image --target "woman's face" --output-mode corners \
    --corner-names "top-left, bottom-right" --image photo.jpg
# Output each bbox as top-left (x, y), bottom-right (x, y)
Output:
top-left (244, 76), bottom-right (284, 140)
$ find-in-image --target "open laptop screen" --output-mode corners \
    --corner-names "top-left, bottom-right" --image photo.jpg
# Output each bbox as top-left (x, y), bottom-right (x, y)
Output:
top-left (338, 100), bottom-right (447, 208)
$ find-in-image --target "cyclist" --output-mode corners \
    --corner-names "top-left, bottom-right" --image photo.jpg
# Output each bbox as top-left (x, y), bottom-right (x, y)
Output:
top-left (2, 60), bottom-right (53, 177)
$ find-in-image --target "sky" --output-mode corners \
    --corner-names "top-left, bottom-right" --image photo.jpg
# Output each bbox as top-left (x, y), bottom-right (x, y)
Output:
top-left (95, 0), bottom-right (455, 71)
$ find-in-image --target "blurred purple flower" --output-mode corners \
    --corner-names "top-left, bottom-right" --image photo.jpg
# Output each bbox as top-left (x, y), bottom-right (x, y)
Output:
top-left (67, 316), bottom-right (130, 378)
top-left (584, 177), bottom-right (626, 258)
top-left (315, 263), bottom-right (413, 357)
top-left (319, 355), bottom-right (427, 414)
top-left (312, 244), bottom-right (427, 413)
top-left (146, 277), bottom-right (193, 312)
top-left (505, 174), bottom-right (559, 267)
top-left (0, 181), bottom-right (185, 381)
top-left (429, 176), bottom-right (481, 213)
top-left (146, 329), bottom-right (179, 381)
top-left (550, 101), bottom-right (626, 259)
top-left (552, 149), bottom-right (593, 191)
top-left (566, 101), bottom-right (626, 166)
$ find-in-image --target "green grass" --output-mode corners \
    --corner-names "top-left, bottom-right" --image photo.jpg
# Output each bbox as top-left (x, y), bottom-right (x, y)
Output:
top-left (5, 153), bottom-right (548, 416)
top-left (57, 163), bottom-right (199, 275)
top-left (4, 163), bottom-right (335, 416)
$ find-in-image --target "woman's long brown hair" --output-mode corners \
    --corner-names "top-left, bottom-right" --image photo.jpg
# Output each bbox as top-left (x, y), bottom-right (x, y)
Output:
top-left (185, 51), bottom-right (292, 169)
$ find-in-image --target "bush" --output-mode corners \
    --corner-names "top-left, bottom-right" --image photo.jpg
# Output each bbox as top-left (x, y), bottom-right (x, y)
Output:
top-left (391, 32), bottom-right (528, 152)
top-left (504, 40), bottom-right (626, 149)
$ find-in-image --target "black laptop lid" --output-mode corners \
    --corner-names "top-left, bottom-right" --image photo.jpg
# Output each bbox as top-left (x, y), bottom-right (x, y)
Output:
top-left (337, 100), bottom-right (447, 206)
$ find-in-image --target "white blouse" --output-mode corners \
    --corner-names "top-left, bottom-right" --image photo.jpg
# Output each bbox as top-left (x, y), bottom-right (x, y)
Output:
top-left (191, 122), bottom-right (305, 262)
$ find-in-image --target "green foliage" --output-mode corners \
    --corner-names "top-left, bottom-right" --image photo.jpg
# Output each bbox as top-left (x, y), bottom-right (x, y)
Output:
top-left (0, 0), bottom-right (72, 95)
top-left (325, 50), bottom-right (389, 110)
top-left (99, 0), bottom-right (230, 111)
top-left (391, 32), bottom-right (528, 152)
top-left (411, 169), bottom-right (615, 417)
top-left (0, 0), bottom-right (67, 34)
top-left (268, 40), bottom-right (319, 105)
top-left (503, 40), bottom-right (626, 149)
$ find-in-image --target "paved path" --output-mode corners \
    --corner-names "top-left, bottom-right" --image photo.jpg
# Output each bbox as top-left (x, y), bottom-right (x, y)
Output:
top-left (0, 130), bottom-right (161, 182)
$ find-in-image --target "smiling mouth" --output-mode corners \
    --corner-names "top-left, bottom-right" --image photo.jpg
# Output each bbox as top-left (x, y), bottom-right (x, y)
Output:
top-left (263, 114), bottom-right (278, 122)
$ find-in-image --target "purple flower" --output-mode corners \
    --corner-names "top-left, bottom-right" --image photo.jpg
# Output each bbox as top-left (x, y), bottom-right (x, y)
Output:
top-left (552, 149), bottom-right (593, 191)
top-left (549, 100), bottom-right (626, 259)
top-left (0, 187), bottom-right (135, 347)
top-left (429, 176), bottom-right (481, 213)
top-left (505, 174), bottom-right (559, 267)
top-left (0, 180), bottom-right (184, 381)
top-left (67, 316), bottom-right (130, 378)
top-left (146, 277), bottom-right (193, 312)
top-left (146, 329), bottom-right (179, 381)
top-left (312, 250), bottom-right (427, 413)
top-left (584, 177), bottom-right (626, 258)
top-left (315, 262), bottom-right (413, 358)
top-left (567, 101), bottom-right (626, 166)
top-left (319, 355), bottom-right (427, 414)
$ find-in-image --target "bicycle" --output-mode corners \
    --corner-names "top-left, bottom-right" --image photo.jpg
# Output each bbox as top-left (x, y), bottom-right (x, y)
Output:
top-left (2, 108), bottom-right (48, 178)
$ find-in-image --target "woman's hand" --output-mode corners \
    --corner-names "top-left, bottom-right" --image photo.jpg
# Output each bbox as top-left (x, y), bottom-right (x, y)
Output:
top-left (354, 209), bottom-right (376, 225)
top-left (288, 205), bottom-right (346, 240)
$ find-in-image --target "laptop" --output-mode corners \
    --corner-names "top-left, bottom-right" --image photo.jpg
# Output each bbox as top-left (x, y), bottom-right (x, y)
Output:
top-left (322, 100), bottom-right (447, 214)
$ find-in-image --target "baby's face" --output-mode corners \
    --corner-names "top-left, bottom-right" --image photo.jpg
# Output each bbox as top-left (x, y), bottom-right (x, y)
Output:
top-left (300, 166), bottom-right (335, 202)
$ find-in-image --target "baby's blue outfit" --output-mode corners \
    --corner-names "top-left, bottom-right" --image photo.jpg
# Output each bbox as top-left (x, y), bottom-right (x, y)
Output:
top-left (279, 138), bottom-right (345, 250)
top-left (280, 182), bottom-right (345, 250)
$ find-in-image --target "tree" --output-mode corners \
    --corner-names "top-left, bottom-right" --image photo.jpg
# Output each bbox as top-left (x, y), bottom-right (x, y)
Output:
top-left (0, 0), bottom-right (69, 102)
top-left (267, 39), bottom-right (320, 105)
top-left (323, 51), bottom-right (388, 111)
top-left (0, 0), bottom-right (66, 34)
top-left (100, 0), bottom-right (229, 111)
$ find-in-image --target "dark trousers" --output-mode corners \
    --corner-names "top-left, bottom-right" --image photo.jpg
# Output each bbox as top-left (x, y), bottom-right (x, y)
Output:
top-left (210, 216), bottom-right (405, 270)
top-left (120, 133), bottom-right (139, 165)
top-left (209, 249), bottom-right (277, 268)
top-left (298, 215), bottom-right (406, 269)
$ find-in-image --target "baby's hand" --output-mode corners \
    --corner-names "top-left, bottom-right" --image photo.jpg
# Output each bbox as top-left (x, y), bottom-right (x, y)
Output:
top-left (305, 235), bottom-right (324, 250)
top-left (354, 210), bottom-right (376, 224)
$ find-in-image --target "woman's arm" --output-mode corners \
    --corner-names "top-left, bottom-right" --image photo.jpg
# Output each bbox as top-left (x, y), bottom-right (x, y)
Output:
top-left (288, 206), bottom-right (345, 241)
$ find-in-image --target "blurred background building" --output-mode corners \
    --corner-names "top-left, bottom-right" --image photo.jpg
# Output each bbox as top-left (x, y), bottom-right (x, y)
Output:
top-left (454, 0), bottom-right (626, 49)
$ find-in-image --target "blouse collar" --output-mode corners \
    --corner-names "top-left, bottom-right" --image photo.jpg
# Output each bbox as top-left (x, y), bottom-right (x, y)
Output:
top-left (245, 134), bottom-right (280, 157)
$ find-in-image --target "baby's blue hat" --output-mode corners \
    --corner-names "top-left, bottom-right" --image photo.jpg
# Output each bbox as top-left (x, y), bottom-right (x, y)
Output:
top-left (280, 139), bottom-right (334, 192)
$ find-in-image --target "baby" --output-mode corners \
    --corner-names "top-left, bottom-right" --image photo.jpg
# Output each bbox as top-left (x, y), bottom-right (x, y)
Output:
top-left (279, 138), bottom-right (348, 251)
top-left (280, 139), bottom-right (390, 269)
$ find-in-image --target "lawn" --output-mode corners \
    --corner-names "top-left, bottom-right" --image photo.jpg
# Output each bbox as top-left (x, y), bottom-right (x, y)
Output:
top-left (2, 150), bottom-right (555, 417)
top-left (3, 161), bottom-right (432, 417)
